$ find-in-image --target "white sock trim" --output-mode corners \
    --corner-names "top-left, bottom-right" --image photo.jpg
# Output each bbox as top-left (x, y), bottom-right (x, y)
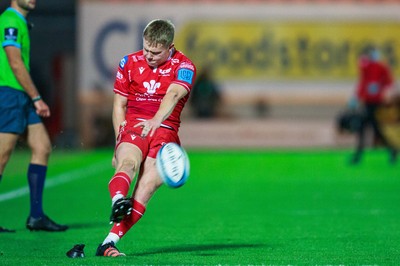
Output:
top-left (102, 232), bottom-right (120, 246)
top-left (111, 194), bottom-right (124, 206)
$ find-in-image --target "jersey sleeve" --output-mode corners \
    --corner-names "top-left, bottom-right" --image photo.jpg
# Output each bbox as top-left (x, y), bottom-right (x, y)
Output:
top-left (172, 61), bottom-right (196, 92)
top-left (1, 16), bottom-right (21, 48)
top-left (113, 55), bottom-right (130, 97)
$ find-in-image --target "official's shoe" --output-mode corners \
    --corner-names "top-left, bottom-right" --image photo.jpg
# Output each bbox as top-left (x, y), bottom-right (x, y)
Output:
top-left (96, 242), bottom-right (126, 257)
top-left (26, 215), bottom-right (68, 232)
top-left (110, 197), bottom-right (132, 223)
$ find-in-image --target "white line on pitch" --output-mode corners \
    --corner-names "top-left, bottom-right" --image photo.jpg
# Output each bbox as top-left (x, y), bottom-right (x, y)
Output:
top-left (0, 161), bottom-right (111, 203)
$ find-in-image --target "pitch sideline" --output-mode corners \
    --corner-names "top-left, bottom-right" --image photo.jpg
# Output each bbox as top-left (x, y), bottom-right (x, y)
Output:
top-left (0, 160), bottom-right (111, 203)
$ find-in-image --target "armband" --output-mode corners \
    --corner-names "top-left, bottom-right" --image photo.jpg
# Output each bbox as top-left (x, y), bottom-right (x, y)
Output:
top-left (32, 96), bottom-right (42, 102)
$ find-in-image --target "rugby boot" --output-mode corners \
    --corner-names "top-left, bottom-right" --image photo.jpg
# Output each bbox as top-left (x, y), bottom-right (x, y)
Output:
top-left (110, 197), bottom-right (132, 223)
top-left (96, 242), bottom-right (126, 257)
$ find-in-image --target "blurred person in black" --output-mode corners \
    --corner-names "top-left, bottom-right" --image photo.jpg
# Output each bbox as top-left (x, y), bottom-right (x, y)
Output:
top-left (190, 67), bottom-right (221, 118)
top-left (348, 47), bottom-right (398, 165)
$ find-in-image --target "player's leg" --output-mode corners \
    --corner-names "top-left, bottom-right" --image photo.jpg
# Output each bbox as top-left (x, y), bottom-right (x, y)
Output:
top-left (97, 128), bottom-right (174, 257)
top-left (25, 122), bottom-right (68, 231)
top-left (108, 142), bottom-right (143, 223)
top-left (0, 133), bottom-right (19, 233)
top-left (369, 106), bottom-right (398, 163)
top-left (0, 88), bottom-right (25, 231)
top-left (351, 110), bottom-right (368, 164)
top-left (129, 127), bottom-right (177, 207)
top-left (97, 142), bottom-right (143, 257)
top-left (132, 156), bottom-right (163, 206)
top-left (26, 122), bottom-right (51, 218)
top-left (0, 87), bottom-right (24, 181)
top-left (27, 122), bottom-right (51, 165)
top-left (0, 133), bottom-right (19, 180)
top-left (101, 157), bottom-right (161, 249)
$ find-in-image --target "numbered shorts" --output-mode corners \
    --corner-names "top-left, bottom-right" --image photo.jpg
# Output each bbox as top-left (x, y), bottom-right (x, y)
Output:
top-left (116, 120), bottom-right (180, 159)
top-left (0, 86), bottom-right (41, 134)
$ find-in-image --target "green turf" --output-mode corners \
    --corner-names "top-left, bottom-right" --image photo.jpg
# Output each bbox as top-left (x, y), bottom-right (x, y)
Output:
top-left (0, 148), bottom-right (399, 265)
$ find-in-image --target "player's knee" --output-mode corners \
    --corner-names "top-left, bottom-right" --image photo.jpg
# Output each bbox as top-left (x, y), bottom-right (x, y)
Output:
top-left (32, 142), bottom-right (52, 158)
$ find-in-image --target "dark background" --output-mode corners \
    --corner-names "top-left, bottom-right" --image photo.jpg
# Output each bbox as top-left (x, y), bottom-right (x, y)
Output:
top-left (0, 0), bottom-right (76, 97)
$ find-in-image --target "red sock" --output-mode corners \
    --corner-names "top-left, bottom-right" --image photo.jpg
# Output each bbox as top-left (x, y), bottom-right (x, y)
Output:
top-left (111, 199), bottom-right (146, 238)
top-left (108, 172), bottom-right (131, 199)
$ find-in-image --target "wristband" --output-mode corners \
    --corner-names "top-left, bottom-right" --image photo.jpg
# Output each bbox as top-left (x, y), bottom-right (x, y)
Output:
top-left (32, 96), bottom-right (42, 102)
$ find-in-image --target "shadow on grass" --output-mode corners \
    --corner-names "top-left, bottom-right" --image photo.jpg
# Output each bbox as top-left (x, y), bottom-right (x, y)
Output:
top-left (133, 243), bottom-right (266, 256)
top-left (66, 221), bottom-right (108, 229)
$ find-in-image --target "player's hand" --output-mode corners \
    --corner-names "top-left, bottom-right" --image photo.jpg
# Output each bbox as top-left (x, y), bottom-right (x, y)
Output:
top-left (134, 119), bottom-right (161, 138)
top-left (34, 100), bottom-right (51, 117)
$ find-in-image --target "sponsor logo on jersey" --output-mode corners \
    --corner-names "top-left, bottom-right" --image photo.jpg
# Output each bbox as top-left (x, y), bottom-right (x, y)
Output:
top-left (171, 58), bottom-right (180, 65)
top-left (116, 71), bottom-right (126, 83)
top-left (143, 80), bottom-right (161, 94)
top-left (139, 67), bottom-right (145, 74)
top-left (4, 28), bottom-right (18, 41)
top-left (159, 68), bottom-right (171, 76)
top-left (179, 62), bottom-right (195, 71)
top-left (177, 69), bottom-right (194, 84)
top-left (119, 56), bottom-right (128, 69)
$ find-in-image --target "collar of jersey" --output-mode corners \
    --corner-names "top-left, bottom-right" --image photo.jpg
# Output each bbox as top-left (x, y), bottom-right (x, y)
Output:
top-left (7, 7), bottom-right (27, 24)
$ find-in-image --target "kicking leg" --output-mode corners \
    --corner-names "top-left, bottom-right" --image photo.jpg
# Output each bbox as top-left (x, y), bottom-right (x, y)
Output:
top-left (109, 142), bottom-right (142, 223)
top-left (98, 157), bottom-right (162, 256)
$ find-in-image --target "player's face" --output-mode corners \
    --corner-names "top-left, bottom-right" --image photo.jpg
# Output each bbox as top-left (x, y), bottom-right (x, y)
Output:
top-left (143, 39), bottom-right (172, 68)
top-left (16, 0), bottom-right (36, 11)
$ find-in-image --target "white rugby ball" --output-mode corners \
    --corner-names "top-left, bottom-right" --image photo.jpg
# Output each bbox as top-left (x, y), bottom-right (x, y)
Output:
top-left (156, 142), bottom-right (190, 188)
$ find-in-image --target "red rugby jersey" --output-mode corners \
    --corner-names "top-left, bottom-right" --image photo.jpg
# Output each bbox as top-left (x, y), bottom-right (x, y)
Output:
top-left (113, 49), bottom-right (196, 131)
top-left (356, 57), bottom-right (393, 104)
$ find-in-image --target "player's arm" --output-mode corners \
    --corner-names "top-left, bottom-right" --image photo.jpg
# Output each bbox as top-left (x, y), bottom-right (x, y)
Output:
top-left (112, 93), bottom-right (128, 138)
top-left (135, 84), bottom-right (188, 137)
top-left (154, 84), bottom-right (188, 124)
top-left (4, 46), bottom-right (50, 117)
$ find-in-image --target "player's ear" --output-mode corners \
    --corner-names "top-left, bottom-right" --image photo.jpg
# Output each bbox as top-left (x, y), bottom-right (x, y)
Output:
top-left (169, 43), bottom-right (175, 51)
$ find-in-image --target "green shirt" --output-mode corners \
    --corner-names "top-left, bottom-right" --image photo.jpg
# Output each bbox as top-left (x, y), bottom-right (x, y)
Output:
top-left (0, 7), bottom-right (30, 91)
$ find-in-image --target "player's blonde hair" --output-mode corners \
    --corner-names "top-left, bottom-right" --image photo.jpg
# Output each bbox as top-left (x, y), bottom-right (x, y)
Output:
top-left (143, 19), bottom-right (175, 48)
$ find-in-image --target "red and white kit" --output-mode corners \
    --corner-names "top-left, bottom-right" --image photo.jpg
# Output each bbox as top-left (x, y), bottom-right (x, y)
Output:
top-left (113, 49), bottom-right (196, 158)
